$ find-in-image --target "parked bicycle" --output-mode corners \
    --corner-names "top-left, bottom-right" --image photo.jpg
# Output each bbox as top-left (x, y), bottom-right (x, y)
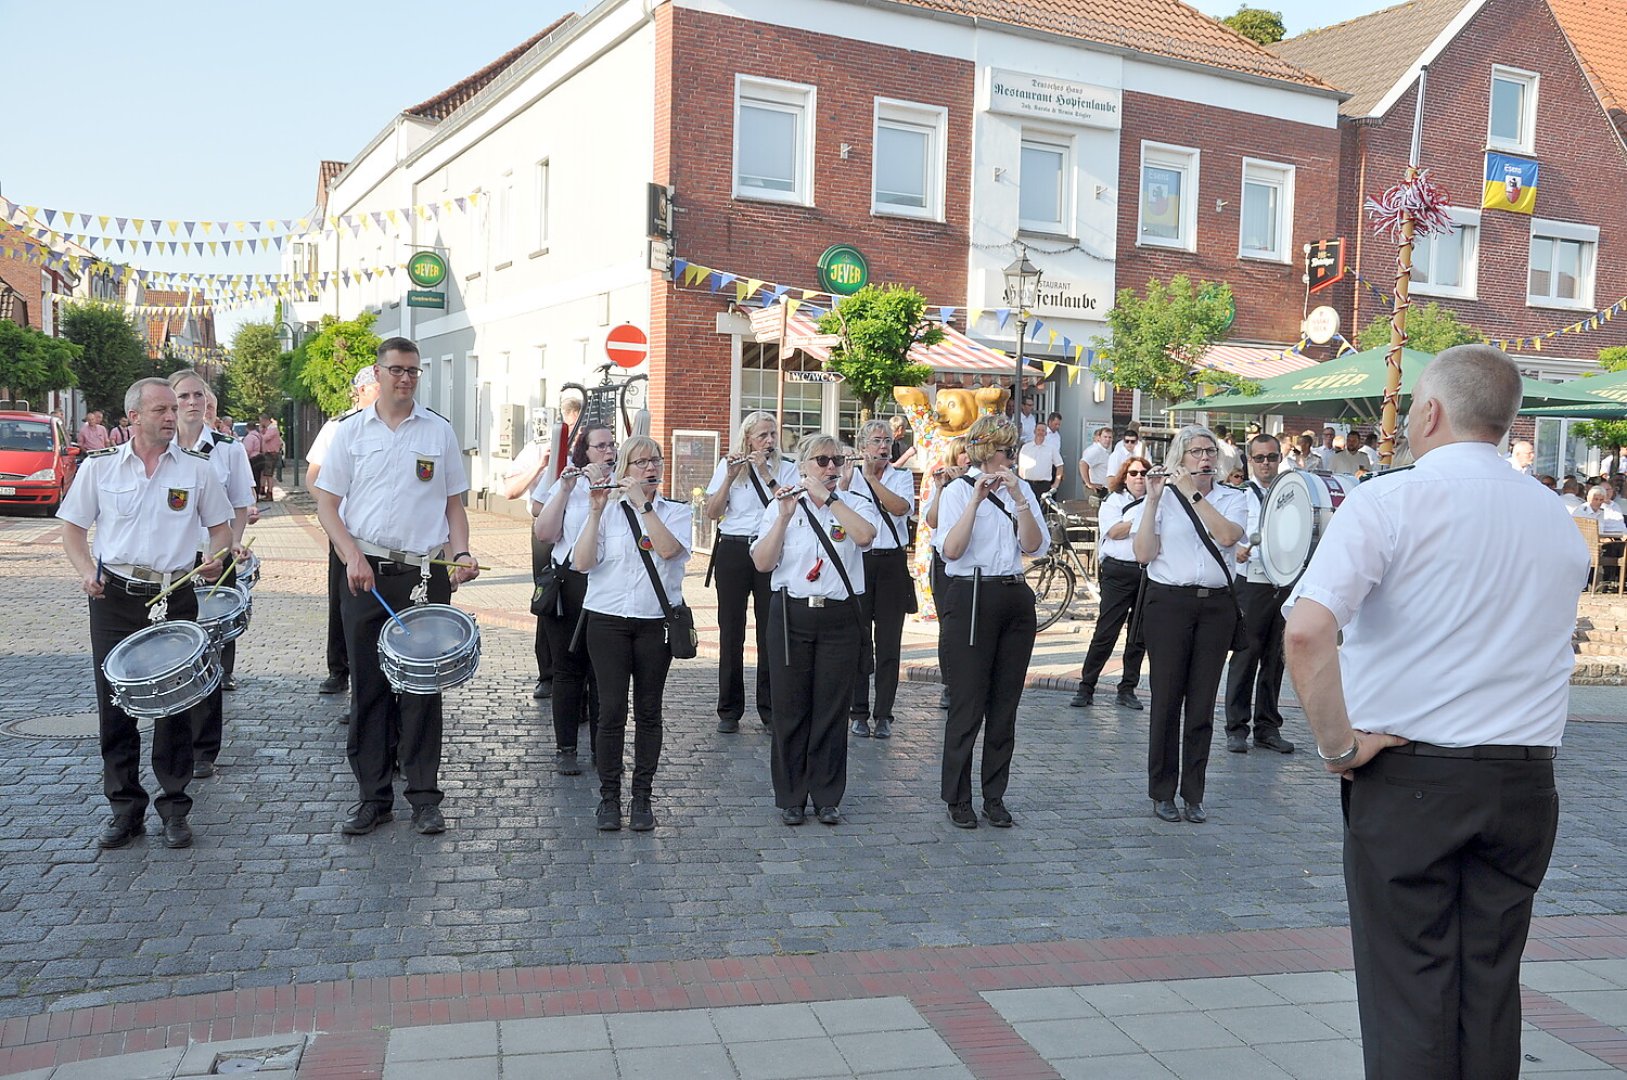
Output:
top-left (1025, 495), bottom-right (1099, 631)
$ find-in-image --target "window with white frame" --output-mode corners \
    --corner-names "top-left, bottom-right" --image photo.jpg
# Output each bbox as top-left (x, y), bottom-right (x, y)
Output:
top-left (1488, 66), bottom-right (1538, 153)
top-left (1019, 136), bottom-right (1069, 234)
top-left (872, 98), bottom-right (946, 220)
top-left (533, 160), bottom-right (550, 253)
top-left (1412, 208), bottom-right (1479, 298)
top-left (1139, 142), bottom-right (1198, 251)
top-left (1238, 159), bottom-right (1294, 263)
top-left (734, 76), bottom-right (815, 205)
top-left (1528, 219), bottom-right (1598, 308)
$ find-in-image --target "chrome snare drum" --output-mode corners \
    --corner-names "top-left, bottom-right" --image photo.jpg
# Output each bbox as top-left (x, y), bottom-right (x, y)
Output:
top-left (236, 552), bottom-right (261, 591)
top-left (1257, 471), bottom-right (1354, 587)
top-left (196, 584), bottom-right (251, 645)
top-left (102, 621), bottom-right (221, 720)
top-left (377, 604), bottom-right (481, 694)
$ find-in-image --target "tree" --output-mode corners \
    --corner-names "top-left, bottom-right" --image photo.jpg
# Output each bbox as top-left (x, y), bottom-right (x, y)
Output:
top-left (816, 285), bottom-right (940, 420)
top-left (60, 303), bottom-right (152, 415)
top-left (1221, 6), bottom-right (1286, 44)
top-left (1089, 276), bottom-right (1255, 403)
top-left (225, 322), bottom-right (284, 419)
top-left (1596, 345), bottom-right (1627, 373)
top-left (0, 320), bottom-right (79, 405)
top-left (297, 312), bottom-right (381, 416)
top-left (1576, 347), bottom-right (1627, 482)
top-left (1356, 301), bottom-right (1482, 353)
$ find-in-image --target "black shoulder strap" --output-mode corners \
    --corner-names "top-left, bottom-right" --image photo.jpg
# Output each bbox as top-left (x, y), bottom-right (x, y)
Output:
top-left (745, 468), bottom-right (772, 508)
top-left (862, 477), bottom-right (904, 549)
top-left (1123, 495), bottom-right (1147, 512)
top-left (1247, 481), bottom-right (1266, 506)
top-left (619, 502), bottom-right (678, 620)
top-left (796, 498), bottom-right (862, 620)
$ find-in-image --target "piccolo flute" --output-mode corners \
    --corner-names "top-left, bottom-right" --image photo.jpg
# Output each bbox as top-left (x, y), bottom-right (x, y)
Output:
top-left (1146, 467), bottom-right (1218, 478)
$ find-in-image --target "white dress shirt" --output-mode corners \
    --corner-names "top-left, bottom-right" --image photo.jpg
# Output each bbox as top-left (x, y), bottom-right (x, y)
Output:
top-left (753, 492), bottom-right (878, 599)
top-left (58, 442), bottom-right (233, 573)
top-left (845, 466), bottom-right (915, 551)
top-left (1097, 490), bottom-right (1146, 563)
top-left (1559, 492), bottom-right (1584, 508)
top-left (1081, 442), bottom-right (1112, 487)
top-left (1286, 441), bottom-right (1587, 747)
top-left (185, 428), bottom-right (255, 548)
top-left (540, 478), bottom-right (594, 566)
top-left (1239, 480), bottom-right (1272, 583)
top-left (1313, 445), bottom-right (1336, 470)
top-left (1019, 412), bottom-right (1037, 444)
top-left (1106, 441), bottom-right (1138, 476)
top-left (1018, 438), bottom-right (1063, 485)
top-left (936, 471), bottom-right (1050, 578)
top-left (581, 498), bottom-right (692, 618)
top-left (1329, 450), bottom-right (1367, 475)
top-left (314, 403), bottom-right (469, 554)
top-left (1143, 485), bottom-right (1249, 588)
top-left (707, 457), bottom-right (801, 536)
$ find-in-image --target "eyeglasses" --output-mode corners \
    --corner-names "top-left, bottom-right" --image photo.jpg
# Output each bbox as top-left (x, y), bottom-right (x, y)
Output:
top-left (1126, 469), bottom-right (1149, 477)
top-left (1186, 447), bottom-right (1220, 458)
top-left (627, 456), bottom-right (663, 469)
top-left (587, 441), bottom-right (616, 451)
top-left (812, 455), bottom-right (847, 468)
top-left (1250, 453), bottom-right (1282, 463)
top-left (382, 365), bottom-right (422, 380)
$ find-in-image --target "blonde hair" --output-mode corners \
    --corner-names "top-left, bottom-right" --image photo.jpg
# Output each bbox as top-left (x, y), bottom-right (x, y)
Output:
top-left (942, 435), bottom-right (969, 468)
top-left (732, 411), bottom-right (783, 472)
top-left (795, 432), bottom-right (841, 465)
top-left (1164, 424), bottom-right (1220, 471)
top-left (964, 415), bottom-right (1017, 466)
top-left (612, 435), bottom-right (662, 493)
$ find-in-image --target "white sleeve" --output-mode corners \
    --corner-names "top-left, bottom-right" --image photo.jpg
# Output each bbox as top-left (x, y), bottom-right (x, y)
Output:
top-left (314, 422), bottom-right (354, 497)
top-left (658, 499), bottom-right (693, 559)
top-left (704, 458), bottom-right (730, 497)
top-left (225, 444), bottom-right (255, 509)
top-left (440, 422), bottom-right (470, 497)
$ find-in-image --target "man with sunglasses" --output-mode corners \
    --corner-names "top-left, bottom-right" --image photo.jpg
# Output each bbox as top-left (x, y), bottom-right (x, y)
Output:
top-left (1106, 425), bottom-right (1141, 476)
top-left (1224, 433), bottom-right (1295, 754)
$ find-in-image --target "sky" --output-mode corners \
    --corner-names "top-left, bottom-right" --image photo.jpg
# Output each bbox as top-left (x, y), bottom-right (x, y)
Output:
top-left (5, 0), bottom-right (1395, 344)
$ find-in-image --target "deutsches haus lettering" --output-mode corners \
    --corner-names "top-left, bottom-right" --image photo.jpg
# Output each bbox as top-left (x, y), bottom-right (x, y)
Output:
top-left (987, 69), bottom-right (1122, 129)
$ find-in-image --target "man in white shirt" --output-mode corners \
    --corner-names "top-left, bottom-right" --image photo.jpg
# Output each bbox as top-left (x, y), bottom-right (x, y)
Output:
top-left (1017, 394), bottom-right (1038, 444)
top-left (1212, 424), bottom-right (1241, 480)
top-left (1106, 426), bottom-right (1143, 475)
top-left (1224, 433), bottom-right (1294, 754)
top-left (502, 401), bottom-right (580, 703)
top-left (1284, 345), bottom-right (1588, 1080)
top-left (1328, 436), bottom-right (1366, 475)
top-left (1313, 427), bottom-right (1337, 470)
top-left (1558, 478), bottom-right (1584, 508)
top-left (307, 368), bottom-right (381, 695)
top-left (1017, 424), bottom-right (1063, 504)
top-left (1079, 426), bottom-right (1113, 497)
top-left (1507, 440), bottom-right (1534, 474)
top-left (1571, 486), bottom-right (1626, 536)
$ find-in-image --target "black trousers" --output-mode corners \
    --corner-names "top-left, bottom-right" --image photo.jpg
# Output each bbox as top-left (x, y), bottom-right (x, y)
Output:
top-left (1141, 583), bottom-right (1236, 803)
top-left (326, 544), bottom-right (349, 679)
top-left (586, 613), bottom-right (671, 800)
top-left (1224, 580), bottom-right (1289, 736)
top-left (1077, 558), bottom-right (1145, 695)
top-left (531, 532), bottom-right (555, 682)
top-left (190, 559), bottom-right (238, 766)
top-left (936, 576), bottom-right (1037, 805)
top-left (541, 567), bottom-right (599, 754)
top-left (340, 560), bottom-right (451, 810)
top-left (1343, 751), bottom-right (1559, 1079)
top-left (852, 549), bottom-right (910, 721)
top-left (90, 578), bottom-right (199, 821)
top-left (768, 593), bottom-right (860, 810)
top-left (713, 536), bottom-right (773, 724)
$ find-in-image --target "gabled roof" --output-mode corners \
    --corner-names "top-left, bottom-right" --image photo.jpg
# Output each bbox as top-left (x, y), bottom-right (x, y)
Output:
top-left (882, 0), bottom-right (1335, 90)
top-left (316, 160), bottom-right (346, 212)
top-left (405, 13), bottom-right (576, 122)
top-left (1271, 0), bottom-right (1472, 116)
top-left (139, 289), bottom-right (215, 357)
top-left (1547, 0), bottom-right (1627, 140)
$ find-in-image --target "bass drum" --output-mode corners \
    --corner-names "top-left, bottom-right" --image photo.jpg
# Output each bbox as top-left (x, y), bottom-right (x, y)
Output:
top-left (1257, 471), bottom-right (1354, 587)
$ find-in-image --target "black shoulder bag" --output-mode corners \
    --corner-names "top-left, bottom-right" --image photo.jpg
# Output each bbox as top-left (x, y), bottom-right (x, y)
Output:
top-left (796, 496), bottom-right (865, 629)
top-left (1171, 491), bottom-right (1249, 652)
top-left (620, 502), bottom-right (698, 659)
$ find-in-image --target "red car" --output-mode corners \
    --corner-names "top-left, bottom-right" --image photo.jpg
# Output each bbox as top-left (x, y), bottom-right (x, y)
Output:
top-left (0, 410), bottom-right (78, 513)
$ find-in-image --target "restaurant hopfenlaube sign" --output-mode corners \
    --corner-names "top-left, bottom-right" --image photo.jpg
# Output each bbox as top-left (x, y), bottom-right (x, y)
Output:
top-left (986, 70), bottom-right (1121, 129)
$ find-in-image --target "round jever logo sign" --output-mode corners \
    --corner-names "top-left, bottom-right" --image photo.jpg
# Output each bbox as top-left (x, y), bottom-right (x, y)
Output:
top-left (407, 251), bottom-right (448, 288)
top-left (817, 245), bottom-right (869, 296)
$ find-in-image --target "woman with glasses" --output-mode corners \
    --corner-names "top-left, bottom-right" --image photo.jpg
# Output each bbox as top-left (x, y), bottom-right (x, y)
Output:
top-left (752, 434), bottom-right (878, 825)
top-left (1068, 456), bottom-right (1152, 710)
top-left (1132, 425), bottom-right (1249, 825)
top-left (705, 412), bottom-right (801, 734)
top-left (573, 436), bottom-right (690, 832)
top-left (935, 415), bottom-right (1049, 829)
top-left (846, 420), bottom-right (915, 739)
top-left (532, 423), bottom-right (615, 777)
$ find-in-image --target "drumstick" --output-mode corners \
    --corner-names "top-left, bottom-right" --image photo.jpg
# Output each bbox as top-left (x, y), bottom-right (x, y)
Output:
top-left (145, 547), bottom-right (230, 608)
top-left (370, 587), bottom-right (412, 636)
top-left (207, 536), bottom-right (256, 599)
top-left (430, 558), bottom-right (493, 571)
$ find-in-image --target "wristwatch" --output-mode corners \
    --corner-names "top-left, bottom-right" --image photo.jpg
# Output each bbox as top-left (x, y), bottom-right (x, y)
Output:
top-left (1189, 491), bottom-right (1202, 504)
top-left (640, 501), bottom-right (654, 514)
top-left (824, 491), bottom-right (838, 508)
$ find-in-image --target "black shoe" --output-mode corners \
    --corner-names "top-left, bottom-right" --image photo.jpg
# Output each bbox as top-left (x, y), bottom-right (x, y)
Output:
top-left (1115, 690), bottom-right (1143, 710)
top-left (780, 806), bottom-right (806, 826)
top-left (816, 806), bottom-right (841, 825)
top-left (555, 749), bottom-right (581, 776)
top-left (596, 798), bottom-right (621, 831)
top-left (1226, 733), bottom-right (1250, 754)
top-left (629, 796), bottom-right (656, 831)
top-left (411, 805), bottom-right (446, 834)
top-left (851, 717), bottom-right (871, 738)
top-left (318, 674), bottom-right (347, 694)
top-left (192, 761), bottom-right (215, 779)
top-left (716, 717), bottom-right (741, 734)
top-left (1255, 731), bottom-right (1296, 754)
top-left (948, 802), bottom-right (977, 829)
top-left (341, 802), bottom-right (392, 835)
top-left (1068, 689), bottom-right (1093, 708)
top-left (982, 800), bottom-right (1013, 828)
top-left (1153, 799), bottom-right (1181, 823)
top-left (533, 678), bottom-right (553, 700)
top-left (872, 717), bottom-right (893, 739)
top-left (162, 816), bottom-right (193, 849)
top-left (1182, 801), bottom-right (1207, 824)
top-left (98, 814), bottom-right (145, 849)
top-left (221, 676), bottom-right (237, 692)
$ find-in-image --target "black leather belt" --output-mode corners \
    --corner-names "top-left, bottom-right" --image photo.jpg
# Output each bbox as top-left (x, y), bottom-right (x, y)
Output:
top-left (1148, 581), bottom-right (1222, 598)
top-left (717, 533), bottom-right (755, 543)
top-left (867, 547), bottom-right (906, 556)
top-left (365, 553), bottom-right (425, 576)
top-left (105, 571), bottom-right (170, 596)
top-left (1390, 741), bottom-right (1557, 761)
top-left (1101, 557), bottom-right (1139, 568)
top-left (947, 573), bottom-right (1024, 584)
top-left (780, 594), bottom-right (854, 608)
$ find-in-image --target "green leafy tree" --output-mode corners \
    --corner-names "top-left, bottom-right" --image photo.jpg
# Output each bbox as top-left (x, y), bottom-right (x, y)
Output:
top-left (225, 322), bottom-right (284, 419)
top-left (1356, 302), bottom-right (1483, 353)
top-left (1221, 6), bottom-right (1286, 44)
top-left (1090, 276), bottom-right (1255, 403)
top-left (0, 320), bottom-right (80, 405)
top-left (60, 303), bottom-right (151, 415)
top-left (816, 285), bottom-right (940, 420)
top-left (1595, 345), bottom-right (1627, 372)
top-left (1576, 348), bottom-right (1627, 481)
top-left (297, 312), bottom-right (381, 416)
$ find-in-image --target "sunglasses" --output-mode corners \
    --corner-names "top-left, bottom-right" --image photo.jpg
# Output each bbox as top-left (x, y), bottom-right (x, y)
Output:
top-left (1250, 453), bottom-right (1282, 463)
top-left (1126, 469), bottom-right (1149, 477)
top-left (811, 455), bottom-right (847, 468)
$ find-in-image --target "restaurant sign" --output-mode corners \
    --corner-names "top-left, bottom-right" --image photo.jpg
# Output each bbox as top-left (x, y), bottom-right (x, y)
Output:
top-left (986, 69), bottom-right (1121, 129)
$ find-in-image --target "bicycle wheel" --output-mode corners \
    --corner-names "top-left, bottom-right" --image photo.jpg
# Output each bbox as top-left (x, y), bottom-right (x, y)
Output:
top-left (1025, 558), bottom-right (1076, 631)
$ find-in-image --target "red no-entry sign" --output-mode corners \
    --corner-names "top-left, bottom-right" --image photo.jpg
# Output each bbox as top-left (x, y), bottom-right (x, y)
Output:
top-left (605, 324), bottom-right (648, 368)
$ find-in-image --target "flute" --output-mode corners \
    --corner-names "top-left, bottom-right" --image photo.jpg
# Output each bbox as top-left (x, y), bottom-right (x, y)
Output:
top-left (1146, 467), bottom-right (1217, 479)
top-left (776, 484), bottom-right (808, 501)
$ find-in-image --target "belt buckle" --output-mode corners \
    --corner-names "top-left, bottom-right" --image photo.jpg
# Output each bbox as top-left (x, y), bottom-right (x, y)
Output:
top-left (808, 596), bottom-right (825, 608)
top-left (1195, 587), bottom-right (1213, 598)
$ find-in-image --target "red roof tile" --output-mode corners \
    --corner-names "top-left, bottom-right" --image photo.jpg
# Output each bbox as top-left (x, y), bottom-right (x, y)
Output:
top-left (405, 14), bottom-right (577, 122)
top-left (1272, 0), bottom-right (1468, 116)
top-left (1547, 0), bottom-right (1627, 140)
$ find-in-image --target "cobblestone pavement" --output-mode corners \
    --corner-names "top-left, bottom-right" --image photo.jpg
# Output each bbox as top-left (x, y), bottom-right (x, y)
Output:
top-left (2, 496), bottom-right (1626, 1070)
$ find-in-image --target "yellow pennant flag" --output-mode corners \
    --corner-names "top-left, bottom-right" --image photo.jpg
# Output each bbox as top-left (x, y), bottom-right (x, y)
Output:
top-left (234, 239), bottom-right (245, 253)
top-left (208, 241), bottom-right (218, 255)
top-left (168, 221), bottom-right (180, 236)
top-left (98, 215), bottom-right (110, 231)
top-left (468, 192), bottom-right (481, 207)
top-left (234, 221), bottom-right (246, 233)
top-left (386, 209), bottom-right (399, 226)
top-left (1067, 365), bottom-right (1082, 386)
top-left (1040, 361), bottom-right (1057, 377)
top-left (967, 308), bottom-right (983, 327)
top-left (786, 298), bottom-right (802, 316)
top-left (1047, 330), bottom-right (1058, 346)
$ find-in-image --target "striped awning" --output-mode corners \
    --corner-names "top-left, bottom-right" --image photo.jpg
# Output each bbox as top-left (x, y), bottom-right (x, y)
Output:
top-left (748, 306), bottom-right (1039, 375)
top-left (1198, 343), bottom-right (1320, 380)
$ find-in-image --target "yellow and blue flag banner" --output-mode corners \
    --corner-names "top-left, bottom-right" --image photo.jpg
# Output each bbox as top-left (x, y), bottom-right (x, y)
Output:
top-left (1483, 152), bottom-right (1538, 214)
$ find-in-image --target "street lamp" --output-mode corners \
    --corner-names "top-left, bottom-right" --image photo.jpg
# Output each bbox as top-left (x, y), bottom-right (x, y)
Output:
top-left (1002, 247), bottom-right (1042, 417)
top-left (275, 322), bottom-right (307, 490)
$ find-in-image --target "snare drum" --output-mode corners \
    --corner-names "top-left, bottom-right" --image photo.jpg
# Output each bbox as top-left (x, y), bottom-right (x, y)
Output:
top-left (236, 552), bottom-right (261, 591)
top-left (1257, 471), bottom-right (1354, 587)
top-left (102, 622), bottom-right (221, 720)
top-left (377, 604), bottom-right (481, 694)
top-left (196, 584), bottom-right (251, 645)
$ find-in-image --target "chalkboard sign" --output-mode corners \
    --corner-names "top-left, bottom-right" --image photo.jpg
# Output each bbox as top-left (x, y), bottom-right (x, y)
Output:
top-left (672, 429), bottom-right (720, 551)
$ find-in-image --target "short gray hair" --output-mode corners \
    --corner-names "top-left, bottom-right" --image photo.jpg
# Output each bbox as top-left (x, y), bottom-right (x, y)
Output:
top-left (1164, 424), bottom-right (1220, 471)
top-left (1415, 345), bottom-right (1522, 440)
top-left (124, 377), bottom-right (173, 418)
top-left (858, 419), bottom-right (890, 446)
